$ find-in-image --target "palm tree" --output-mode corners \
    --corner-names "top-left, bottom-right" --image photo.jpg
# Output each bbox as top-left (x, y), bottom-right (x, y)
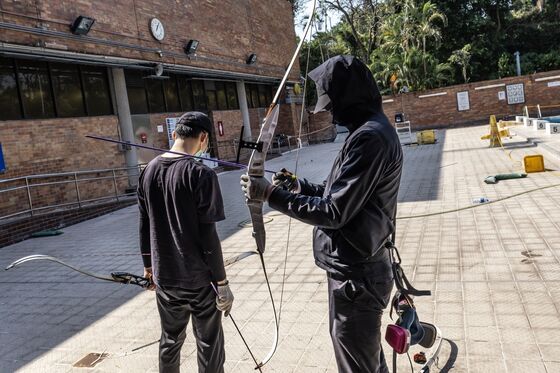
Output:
top-left (415, 1), bottom-right (448, 78)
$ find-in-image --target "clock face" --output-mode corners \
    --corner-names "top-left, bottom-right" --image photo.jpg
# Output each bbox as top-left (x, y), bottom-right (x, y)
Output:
top-left (150, 18), bottom-right (165, 41)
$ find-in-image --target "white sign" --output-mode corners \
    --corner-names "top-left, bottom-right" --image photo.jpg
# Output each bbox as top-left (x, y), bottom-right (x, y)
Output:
top-left (457, 91), bottom-right (470, 111)
top-left (157, 125), bottom-right (164, 133)
top-left (506, 83), bottom-right (525, 105)
top-left (498, 91), bottom-right (506, 100)
top-left (166, 117), bottom-right (177, 147)
top-left (548, 81), bottom-right (560, 87)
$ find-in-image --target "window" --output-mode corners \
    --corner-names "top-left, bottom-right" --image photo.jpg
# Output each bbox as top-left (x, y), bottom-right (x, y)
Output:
top-left (246, 84), bottom-right (259, 108)
top-left (145, 79), bottom-right (165, 113)
top-left (178, 76), bottom-right (194, 111)
top-left (191, 80), bottom-right (207, 111)
top-left (204, 80), bottom-right (218, 111)
top-left (215, 82), bottom-right (228, 110)
top-left (51, 63), bottom-right (85, 117)
top-left (226, 82), bottom-right (239, 110)
top-left (0, 59), bottom-right (113, 120)
top-left (163, 77), bottom-right (181, 112)
top-left (81, 66), bottom-right (112, 116)
top-left (258, 85), bottom-right (268, 108)
top-left (125, 70), bottom-right (148, 114)
top-left (17, 60), bottom-right (55, 119)
top-left (0, 57), bottom-right (22, 120)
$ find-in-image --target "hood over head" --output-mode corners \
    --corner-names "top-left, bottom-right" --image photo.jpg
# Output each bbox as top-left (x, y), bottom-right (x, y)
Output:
top-left (308, 55), bottom-right (382, 128)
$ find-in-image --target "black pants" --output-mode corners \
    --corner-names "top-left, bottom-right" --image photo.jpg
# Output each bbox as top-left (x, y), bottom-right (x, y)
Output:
top-left (328, 275), bottom-right (393, 373)
top-left (156, 285), bottom-right (225, 373)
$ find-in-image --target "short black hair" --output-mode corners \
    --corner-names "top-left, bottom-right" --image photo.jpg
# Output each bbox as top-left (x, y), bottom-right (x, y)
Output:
top-left (174, 122), bottom-right (205, 139)
top-left (174, 111), bottom-right (212, 139)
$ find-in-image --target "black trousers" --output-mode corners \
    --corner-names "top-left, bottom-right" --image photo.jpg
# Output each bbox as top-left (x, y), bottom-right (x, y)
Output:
top-left (156, 285), bottom-right (225, 373)
top-left (328, 275), bottom-right (393, 373)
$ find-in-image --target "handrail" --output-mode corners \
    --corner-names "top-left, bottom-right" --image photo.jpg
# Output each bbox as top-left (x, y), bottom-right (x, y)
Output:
top-left (0, 164), bottom-right (143, 185)
top-left (0, 164), bottom-right (144, 221)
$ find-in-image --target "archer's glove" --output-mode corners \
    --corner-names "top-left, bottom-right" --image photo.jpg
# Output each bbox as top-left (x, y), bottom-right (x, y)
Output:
top-left (240, 174), bottom-right (274, 202)
top-left (216, 282), bottom-right (234, 317)
top-left (272, 168), bottom-right (301, 193)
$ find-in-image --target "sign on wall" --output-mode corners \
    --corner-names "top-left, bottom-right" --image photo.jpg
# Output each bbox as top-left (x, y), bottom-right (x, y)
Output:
top-left (506, 83), bottom-right (525, 105)
top-left (166, 117), bottom-right (177, 147)
top-left (498, 91), bottom-right (506, 101)
top-left (548, 81), bottom-right (560, 88)
top-left (456, 91), bottom-right (470, 111)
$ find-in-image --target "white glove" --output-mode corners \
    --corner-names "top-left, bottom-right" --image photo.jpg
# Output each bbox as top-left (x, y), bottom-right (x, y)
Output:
top-left (240, 174), bottom-right (274, 202)
top-left (216, 282), bottom-right (234, 317)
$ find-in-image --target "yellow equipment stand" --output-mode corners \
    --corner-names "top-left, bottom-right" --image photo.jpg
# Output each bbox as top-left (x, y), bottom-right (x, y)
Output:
top-left (481, 115), bottom-right (510, 147)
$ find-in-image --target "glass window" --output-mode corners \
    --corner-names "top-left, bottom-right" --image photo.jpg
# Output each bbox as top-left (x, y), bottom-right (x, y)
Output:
top-left (226, 82), bottom-right (239, 110)
top-left (177, 76), bottom-right (193, 111)
top-left (81, 66), bottom-right (112, 116)
top-left (265, 85), bottom-right (273, 106)
top-left (246, 84), bottom-right (259, 108)
top-left (145, 79), bottom-right (165, 113)
top-left (0, 57), bottom-right (22, 120)
top-left (204, 80), bottom-right (217, 111)
top-left (163, 76), bottom-right (181, 112)
top-left (258, 85), bottom-right (268, 108)
top-left (17, 59), bottom-right (55, 119)
top-left (50, 63), bottom-right (85, 117)
top-left (215, 82), bottom-right (228, 110)
top-left (125, 70), bottom-right (148, 114)
top-left (191, 80), bottom-right (207, 111)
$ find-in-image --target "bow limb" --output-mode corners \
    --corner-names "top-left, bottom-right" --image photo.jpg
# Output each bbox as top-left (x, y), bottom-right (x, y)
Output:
top-left (5, 255), bottom-right (150, 288)
top-left (244, 0), bottom-right (317, 368)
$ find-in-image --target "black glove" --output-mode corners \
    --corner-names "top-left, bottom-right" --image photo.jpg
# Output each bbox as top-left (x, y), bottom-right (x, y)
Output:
top-left (272, 168), bottom-right (300, 193)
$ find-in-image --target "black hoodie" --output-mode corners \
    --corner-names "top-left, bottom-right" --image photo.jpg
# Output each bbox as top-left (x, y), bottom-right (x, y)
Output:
top-left (268, 55), bottom-right (403, 280)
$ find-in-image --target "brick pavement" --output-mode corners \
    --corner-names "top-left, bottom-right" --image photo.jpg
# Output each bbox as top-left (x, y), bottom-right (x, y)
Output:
top-left (2, 126), bottom-right (560, 372)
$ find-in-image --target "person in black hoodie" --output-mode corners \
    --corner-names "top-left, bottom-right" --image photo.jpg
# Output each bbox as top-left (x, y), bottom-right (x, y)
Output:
top-left (241, 55), bottom-right (402, 373)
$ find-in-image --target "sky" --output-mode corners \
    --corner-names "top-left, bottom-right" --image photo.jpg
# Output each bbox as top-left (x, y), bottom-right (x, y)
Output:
top-left (295, 1), bottom-right (341, 40)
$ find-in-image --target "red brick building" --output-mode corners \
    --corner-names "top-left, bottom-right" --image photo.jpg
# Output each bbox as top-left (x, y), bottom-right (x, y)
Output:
top-left (0, 0), bottom-right (306, 244)
top-left (0, 0), bottom-right (302, 179)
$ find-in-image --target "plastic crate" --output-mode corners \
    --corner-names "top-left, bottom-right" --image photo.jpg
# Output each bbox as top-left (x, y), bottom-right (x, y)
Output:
top-left (417, 130), bottom-right (436, 144)
top-left (523, 155), bottom-right (545, 173)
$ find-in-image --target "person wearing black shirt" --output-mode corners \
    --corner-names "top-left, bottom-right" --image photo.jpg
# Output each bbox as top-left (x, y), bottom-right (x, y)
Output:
top-left (241, 56), bottom-right (402, 373)
top-left (138, 111), bottom-right (233, 373)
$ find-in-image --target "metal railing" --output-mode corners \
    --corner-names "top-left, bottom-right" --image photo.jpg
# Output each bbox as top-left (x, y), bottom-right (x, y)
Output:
top-left (0, 165), bottom-right (144, 221)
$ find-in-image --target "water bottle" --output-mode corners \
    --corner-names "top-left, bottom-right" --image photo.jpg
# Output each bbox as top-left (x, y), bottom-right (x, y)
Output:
top-left (472, 197), bottom-right (490, 204)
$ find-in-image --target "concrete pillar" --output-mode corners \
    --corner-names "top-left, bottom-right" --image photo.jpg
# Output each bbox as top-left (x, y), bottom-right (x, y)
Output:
top-left (111, 68), bottom-right (139, 187)
top-left (236, 80), bottom-right (252, 139)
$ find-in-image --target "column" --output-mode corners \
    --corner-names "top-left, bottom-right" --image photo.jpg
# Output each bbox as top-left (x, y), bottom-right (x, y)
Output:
top-left (236, 80), bottom-right (252, 139)
top-left (111, 68), bottom-right (139, 187)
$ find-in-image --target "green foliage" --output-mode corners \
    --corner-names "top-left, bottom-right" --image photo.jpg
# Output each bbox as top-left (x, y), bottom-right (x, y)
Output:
top-left (298, 0), bottom-right (560, 95)
top-left (498, 53), bottom-right (515, 78)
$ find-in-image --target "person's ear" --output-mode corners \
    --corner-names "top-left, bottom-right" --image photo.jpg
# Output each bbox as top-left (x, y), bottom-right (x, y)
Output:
top-left (172, 130), bottom-right (177, 140)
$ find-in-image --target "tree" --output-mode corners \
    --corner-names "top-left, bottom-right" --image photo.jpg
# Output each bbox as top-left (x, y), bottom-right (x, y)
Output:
top-left (321, 0), bottom-right (386, 64)
top-left (449, 44), bottom-right (472, 83)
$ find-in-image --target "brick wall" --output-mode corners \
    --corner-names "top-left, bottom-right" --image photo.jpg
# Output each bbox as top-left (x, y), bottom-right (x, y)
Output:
top-left (0, 0), bottom-right (299, 81)
top-left (306, 111), bottom-right (337, 143)
top-left (0, 115), bottom-right (132, 218)
top-left (382, 70), bottom-right (560, 130)
top-left (210, 110), bottom-right (244, 161)
top-left (0, 198), bottom-right (137, 248)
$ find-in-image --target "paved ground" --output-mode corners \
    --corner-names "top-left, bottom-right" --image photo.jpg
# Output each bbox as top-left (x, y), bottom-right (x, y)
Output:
top-left (2, 124), bottom-right (560, 372)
